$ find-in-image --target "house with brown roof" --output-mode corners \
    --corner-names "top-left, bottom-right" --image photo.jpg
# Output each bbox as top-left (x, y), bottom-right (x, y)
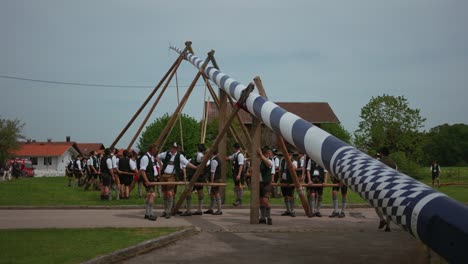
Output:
top-left (204, 101), bottom-right (340, 148)
top-left (76, 143), bottom-right (105, 156)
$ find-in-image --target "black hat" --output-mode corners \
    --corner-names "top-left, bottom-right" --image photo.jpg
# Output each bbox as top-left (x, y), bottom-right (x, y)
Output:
top-left (233, 142), bottom-right (241, 149)
top-left (198, 143), bottom-right (206, 152)
top-left (171, 142), bottom-right (178, 148)
top-left (261, 145), bottom-right (271, 152)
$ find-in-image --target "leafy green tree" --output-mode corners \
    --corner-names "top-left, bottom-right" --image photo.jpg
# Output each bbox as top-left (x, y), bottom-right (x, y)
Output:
top-left (137, 113), bottom-right (200, 157)
top-left (354, 94), bottom-right (426, 162)
top-left (423, 123), bottom-right (468, 166)
top-left (321, 123), bottom-right (352, 144)
top-left (0, 117), bottom-right (24, 163)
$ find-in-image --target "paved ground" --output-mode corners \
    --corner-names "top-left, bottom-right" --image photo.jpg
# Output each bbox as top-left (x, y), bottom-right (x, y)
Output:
top-left (0, 207), bottom-right (430, 263)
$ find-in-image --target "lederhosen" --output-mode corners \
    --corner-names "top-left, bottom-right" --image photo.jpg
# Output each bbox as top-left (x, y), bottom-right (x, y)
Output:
top-left (233, 152), bottom-right (245, 187)
top-left (309, 160), bottom-right (325, 195)
top-left (187, 152), bottom-right (205, 191)
top-left (331, 172), bottom-right (347, 194)
top-left (259, 160), bottom-right (272, 198)
top-left (209, 156), bottom-right (222, 194)
top-left (161, 151), bottom-right (180, 193)
top-left (118, 156), bottom-right (132, 186)
top-left (142, 154), bottom-right (156, 192)
top-left (73, 160), bottom-right (82, 178)
top-left (100, 156), bottom-right (112, 187)
top-left (431, 164), bottom-right (440, 180)
top-left (280, 159), bottom-right (295, 197)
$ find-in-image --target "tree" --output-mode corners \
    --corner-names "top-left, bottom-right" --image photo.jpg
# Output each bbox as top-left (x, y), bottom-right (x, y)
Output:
top-left (0, 117), bottom-right (24, 163)
top-left (321, 123), bottom-right (352, 144)
top-left (137, 113), bottom-right (201, 157)
top-left (354, 94), bottom-right (426, 162)
top-left (423, 123), bottom-right (468, 166)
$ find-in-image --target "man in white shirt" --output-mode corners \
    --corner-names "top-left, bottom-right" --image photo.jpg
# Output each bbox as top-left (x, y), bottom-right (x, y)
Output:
top-left (182, 144), bottom-right (207, 216)
top-left (280, 150), bottom-right (298, 217)
top-left (227, 143), bottom-right (245, 206)
top-left (306, 158), bottom-right (328, 217)
top-left (110, 148), bottom-right (120, 200)
top-left (73, 156), bottom-right (84, 189)
top-left (100, 148), bottom-right (114, 201)
top-left (157, 142), bottom-right (197, 219)
top-left (258, 146), bottom-right (275, 225)
top-left (140, 144), bottom-right (159, 221)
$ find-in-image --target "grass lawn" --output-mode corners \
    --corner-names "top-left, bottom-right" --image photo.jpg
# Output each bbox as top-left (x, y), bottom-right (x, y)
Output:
top-left (0, 169), bottom-right (466, 206)
top-left (0, 227), bottom-right (179, 264)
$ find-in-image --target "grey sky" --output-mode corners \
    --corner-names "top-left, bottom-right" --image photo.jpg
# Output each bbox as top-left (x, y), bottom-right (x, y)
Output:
top-left (1, 0), bottom-right (467, 149)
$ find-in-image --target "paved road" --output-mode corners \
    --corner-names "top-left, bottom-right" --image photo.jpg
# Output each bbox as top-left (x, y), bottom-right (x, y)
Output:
top-left (0, 208), bottom-right (430, 263)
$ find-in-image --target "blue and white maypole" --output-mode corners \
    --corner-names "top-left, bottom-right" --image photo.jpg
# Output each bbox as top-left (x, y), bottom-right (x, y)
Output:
top-left (170, 45), bottom-right (468, 262)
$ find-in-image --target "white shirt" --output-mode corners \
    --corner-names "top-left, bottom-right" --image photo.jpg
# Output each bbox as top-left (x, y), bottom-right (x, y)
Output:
top-left (139, 153), bottom-right (157, 176)
top-left (111, 155), bottom-right (118, 169)
top-left (129, 159), bottom-right (137, 171)
top-left (76, 160), bottom-right (82, 170)
top-left (273, 156), bottom-right (280, 169)
top-left (210, 158), bottom-right (218, 174)
top-left (196, 152), bottom-right (204, 163)
top-left (106, 158), bottom-right (113, 171)
top-left (307, 159), bottom-right (328, 176)
top-left (282, 160), bottom-right (298, 180)
top-left (86, 158), bottom-right (93, 167)
top-left (158, 151), bottom-right (190, 174)
top-left (228, 151), bottom-right (245, 166)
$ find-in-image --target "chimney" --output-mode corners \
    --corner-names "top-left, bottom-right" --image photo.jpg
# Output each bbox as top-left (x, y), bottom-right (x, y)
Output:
top-left (26, 139), bottom-right (31, 143)
top-left (32, 140), bottom-right (36, 143)
top-left (66, 136), bottom-right (71, 142)
top-left (47, 139), bottom-right (52, 143)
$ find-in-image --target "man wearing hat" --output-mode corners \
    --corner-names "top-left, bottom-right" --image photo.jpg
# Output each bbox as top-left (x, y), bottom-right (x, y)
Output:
top-left (140, 144), bottom-right (159, 221)
top-left (258, 146), bottom-right (274, 225)
top-left (182, 143), bottom-right (207, 216)
top-left (157, 142), bottom-right (198, 219)
top-left (227, 143), bottom-right (245, 206)
top-left (205, 149), bottom-right (223, 215)
top-left (100, 148), bottom-right (114, 201)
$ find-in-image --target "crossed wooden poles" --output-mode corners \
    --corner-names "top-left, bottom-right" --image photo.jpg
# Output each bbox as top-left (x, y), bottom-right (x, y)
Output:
top-left (108, 41), bottom-right (340, 222)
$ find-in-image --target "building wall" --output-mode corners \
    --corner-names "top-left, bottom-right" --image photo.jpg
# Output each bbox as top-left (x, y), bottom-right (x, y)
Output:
top-left (18, 149), bottom-right (78, 177)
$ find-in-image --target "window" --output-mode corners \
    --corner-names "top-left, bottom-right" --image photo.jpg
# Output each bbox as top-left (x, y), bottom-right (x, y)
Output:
top-left (43, 157), bottom-right (52, 166)
top-left (30, 157), bottom-right (38, 166)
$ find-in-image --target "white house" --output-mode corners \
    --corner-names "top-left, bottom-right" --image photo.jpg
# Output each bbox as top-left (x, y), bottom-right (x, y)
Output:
top-left (13, 141), bottom-right (80, 177)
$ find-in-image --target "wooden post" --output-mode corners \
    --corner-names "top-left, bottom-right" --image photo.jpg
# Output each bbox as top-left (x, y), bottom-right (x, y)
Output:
top-left (126, 50), bottom-right (187, 150)
top-left (253, 76), bottom-right (310, 216)
top-left (110, 42), bottom-right (192, 149)
top-left (153, 50), bottom-right (214, 148)
top-left (249, 113), bottom-right (261, 224)
top-left (172, 84), bottom-right (255, 214)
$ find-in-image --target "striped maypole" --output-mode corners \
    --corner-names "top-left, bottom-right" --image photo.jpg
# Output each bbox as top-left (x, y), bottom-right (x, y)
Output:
top-left (170, 45), bottom-right (468, 263)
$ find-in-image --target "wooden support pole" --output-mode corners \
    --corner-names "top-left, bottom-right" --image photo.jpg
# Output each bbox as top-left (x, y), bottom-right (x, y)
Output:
top-left (172, 84), bottom-right (255, 214)
top-left (254, 76), bottom-right (310, 216)
top-left (110, 41), bottom-right (192, 149)
top-left (149, 181), bottom-right (227, 186)
top-left (226, 95), bottom-right (254, 146)
top-left (153, 49), bottom-right (213, 148)
top-left (126, 49), bottom-right (187, 150)
top-left (249, 113), bottom-right (262, 224)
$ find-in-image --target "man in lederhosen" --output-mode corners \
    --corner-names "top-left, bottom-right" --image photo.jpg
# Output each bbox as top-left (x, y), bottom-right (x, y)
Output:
top-left (205, 149), bottom-right (223, 215)
top-left (227, 143), bottom-right (245, 206)
top-left (100, 148), bottom-right (114, 201)
top-left (73, 155), bottom-right (84, 189)
top-left (258, 146), bottom-right (274, 225)
top-left (306, 158), bottom-right (328, 217)
top-left (280, 149), bottom-right (298, 217)
top-left (329, 172), bottom-right (348, 218)
top-left (118, 150), bottom-right (134, 199)
top-left (157, 142), bottom-right (197, 219)
top-left (85, 151), bottom-right (99, 191)
top-left (431, 160), bottom-right (441, 188)
top-left (182, 143), bottom-right (207, 216)
top-left (140, 144), bottom-right (159, 221)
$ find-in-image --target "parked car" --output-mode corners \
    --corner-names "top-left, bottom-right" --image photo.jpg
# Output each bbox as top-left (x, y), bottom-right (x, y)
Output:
top-left (9, 159), bottom-right (35, 177)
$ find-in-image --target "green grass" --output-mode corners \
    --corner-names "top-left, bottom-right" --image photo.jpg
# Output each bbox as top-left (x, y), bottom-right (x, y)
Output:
top-left (0, 227), bottom-right (179, 264)
top-left (1, 169), bottom-right (467, 206)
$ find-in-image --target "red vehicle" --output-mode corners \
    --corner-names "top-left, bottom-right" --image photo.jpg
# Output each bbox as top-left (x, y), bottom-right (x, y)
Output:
top-left (9, 159), bottom-right (35, 177)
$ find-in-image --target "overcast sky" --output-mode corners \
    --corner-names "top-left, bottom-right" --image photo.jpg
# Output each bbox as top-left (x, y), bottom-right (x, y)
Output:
top-left (1, 0), bottom-right (467, 149)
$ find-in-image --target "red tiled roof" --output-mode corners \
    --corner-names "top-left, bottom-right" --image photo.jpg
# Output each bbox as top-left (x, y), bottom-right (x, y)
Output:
top-left (76, 143), bottom-right (105, 156)
top-left (205, 101), bottom-right (339, 124)
top-left (13, 142), bottom-right (78, 157)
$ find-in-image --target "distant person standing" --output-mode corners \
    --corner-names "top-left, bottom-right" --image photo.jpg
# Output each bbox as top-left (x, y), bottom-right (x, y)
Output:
top-left (376, 147), bottom-right (397, 232)
top-left (2, 160), bottom-right (12, 181)
top-left (227, 143), bottom-right (245, 206)
top-left (430, 160), bottom-right (441, 188)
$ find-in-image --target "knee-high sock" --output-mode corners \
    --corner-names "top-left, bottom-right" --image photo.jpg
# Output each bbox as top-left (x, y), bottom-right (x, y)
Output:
top-left (341, 198), bottom-right (347, 213)
top-left (145, 199), bottom-right (149, 215)
top-left (163, 198), bottom-right (168, 211)
top-left (216, 197), bottom-right (222, 211)
top-left (210, 197), bottom-right (215, 210)
top-left (138, 185), bottom-right (142, 197)
top-left (317, 196), bottom-right (322, 212)
top-left (290, 197), bottom-right (295, 213)
top-left (260, 206), bottom-right (266, 219)
top-left (198, 196), bottom-right (203, 211)
top-left (186, 195), bottom-right (192, 212)
top-left (310, 196), bottom-right (316, 213)
top-left (332, 196), bottom-right (338, 212)
top-left (166, 197), bottom-right (173, 215)
top-left (266, 207), bottom-right (271, 218)
top-left (148, 202), bottom-right (154, 216)
top-left (284, 198), bottom-right (290, 212)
